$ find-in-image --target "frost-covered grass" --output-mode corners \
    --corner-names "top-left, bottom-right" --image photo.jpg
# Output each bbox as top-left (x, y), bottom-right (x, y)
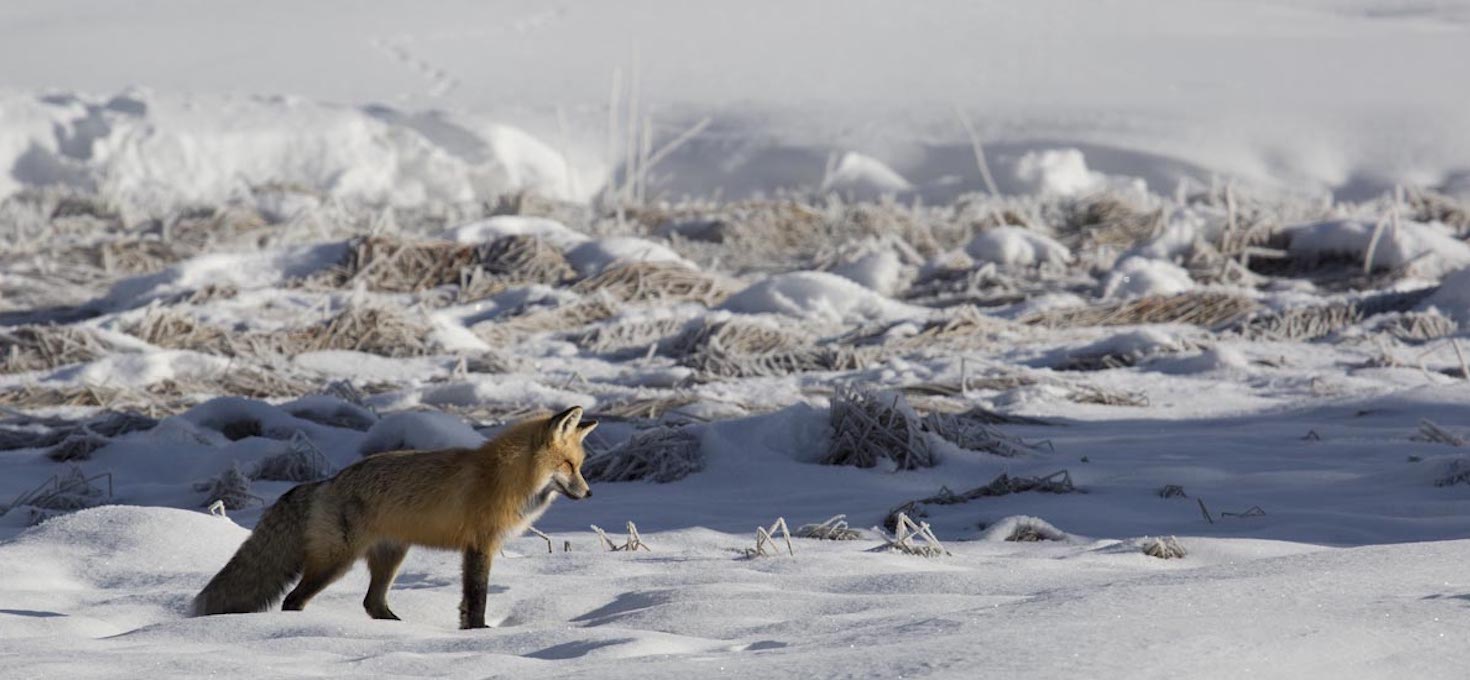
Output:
top-left (3, 169), bottom-right (1470, 677)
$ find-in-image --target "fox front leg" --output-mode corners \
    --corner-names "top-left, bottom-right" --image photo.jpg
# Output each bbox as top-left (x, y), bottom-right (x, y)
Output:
top-left (459, 547), bottom-right (492, 629)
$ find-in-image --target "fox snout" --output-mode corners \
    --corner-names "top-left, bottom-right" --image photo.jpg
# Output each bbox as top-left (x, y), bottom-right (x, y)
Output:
top-left (553, 473), bottom-right (592, 500)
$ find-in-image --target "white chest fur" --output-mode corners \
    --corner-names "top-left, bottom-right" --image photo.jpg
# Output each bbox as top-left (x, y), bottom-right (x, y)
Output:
top-left (506, 483), bottom-right (558, 539)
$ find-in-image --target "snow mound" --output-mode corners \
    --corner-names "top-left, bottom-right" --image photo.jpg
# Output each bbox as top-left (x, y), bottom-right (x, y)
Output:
top-left (831, 249), bottom-right (906, 296)
top-left (441, 216), bottom-right (590, 250)
top-left (358, 411), bottom-right (484, 457)
top-left (978, 516), bottom-right (1074, 542)
top-left (720, 271), bottom-right (926, 325)
top-left (1422, 267), bottom-right (1470, 324)
top-left (965, 227), bottom-right (1073, 267)
top-left (1147, 345), bottom-right (1250, 375)
top-left (1079, 328), bottom-right (1185, 358)
top-left (1102, 257), bottom-right (1196, 299)
top-left (100, 242), bottom-right (347, 310)
top-left (1012, 149), bottom-right (1144, 198)
top-left (565, 237), bottom-right (693, 277)
top-left (822, 151), bottom-right (913, 196)
top-left (0, 91), bottom-right (598, 208)
top-left (418, 375), bottom-right (595, 413)
top-left (4, 506), bottom-right (244, 588)
top-left (1284, 219), bottom-right (1470, 277)
top-left (69, 350), bottom-right (229, 388)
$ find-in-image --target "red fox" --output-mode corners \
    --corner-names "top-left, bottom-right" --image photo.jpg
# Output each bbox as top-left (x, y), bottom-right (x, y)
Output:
top-left (192, 406), bottom-right (596, 629)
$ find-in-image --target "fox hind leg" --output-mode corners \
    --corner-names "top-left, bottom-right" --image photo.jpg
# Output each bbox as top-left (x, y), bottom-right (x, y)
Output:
top-left (282, 542), bottom-right (356, 612)
top-left (363, 541), bottom-right (408, 620)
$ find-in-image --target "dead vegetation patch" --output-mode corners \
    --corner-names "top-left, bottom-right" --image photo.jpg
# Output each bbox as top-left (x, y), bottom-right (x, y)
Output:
top-left (884, 470), bottom-right (1078, 531)
top-left (1021, 292), bottom-right (1257, 330)
top-left (572, 262), bottom-right (735, 306)
top-left (1, 326), bottom-right (112, 374)
top-left (582, 426), bottom-right (704, 483)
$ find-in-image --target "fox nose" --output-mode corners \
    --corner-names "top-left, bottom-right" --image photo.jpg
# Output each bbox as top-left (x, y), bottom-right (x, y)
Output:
top-left (583, 489), bottom-right (593, 499)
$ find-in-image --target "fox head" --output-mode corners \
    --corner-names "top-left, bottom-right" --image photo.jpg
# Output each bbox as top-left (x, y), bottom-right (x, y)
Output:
top-left (538, 406), bottom-right (597, 500)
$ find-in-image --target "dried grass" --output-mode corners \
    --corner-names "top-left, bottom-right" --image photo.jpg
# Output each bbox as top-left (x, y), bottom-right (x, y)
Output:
top-left (1140, 535), bottom-right (1187, 559)
top-left (1413, 419), bottom-right (1465, 447)
top-left (1066, 384), bottom-right (1150, 407)
top-left (45, 430), bottom-right (110, 462)
top-left (921, 408), bottom-right (1043, 458)
top-left (289, 303), bottom-right (435, 357)
top-left (883, 470), bottom-right (1078, 531)
top-left (672, 317), bottom-right (872, 379)
top-left (320, 235), bottom-right (482, 293)
top-left (475, 295), bottom-right (623, 346)
top-left (1022, 292), bottom-right (1257, 330)
top-left (1, 326), bottom-right (111, 374)
top-left (1367, 311), bottom-right (1457, 343)
top-left (824, 387), bottom-right (937, 470)
top-left (482, 234), bottom-right (575, 281)
top-left (567, 315), bottom-right (690, 355)
top-left (794, 514), bottom-right (865, 540)
top-left (572, 262), bottom-right (735, 306)
top-left (582, 426), bottom-right (704, 483)
top-left (252, 431), bottom-right (333, 482)
top-left (869, 512), bottom-right (950, 557)
top-left (1237, 302), bottom-right (1361, 342)
top-left (194, 462), bottom-right (262, 510)
top-left (593, 393), bottom-right (701, 421)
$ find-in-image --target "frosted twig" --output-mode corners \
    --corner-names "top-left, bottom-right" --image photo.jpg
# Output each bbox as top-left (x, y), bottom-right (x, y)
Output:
top-left (795, 514), bottom-right (864, 541)
top-left (870, 512), bottom-right (950, 557)
top-left (743, 517), bottom-right (794, 557)
top-left (527, 526), bottom-right (554, 554)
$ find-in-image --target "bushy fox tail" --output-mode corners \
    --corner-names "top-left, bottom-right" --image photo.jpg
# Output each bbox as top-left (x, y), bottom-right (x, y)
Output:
top-left (192, 482), bottom-right (319, 616)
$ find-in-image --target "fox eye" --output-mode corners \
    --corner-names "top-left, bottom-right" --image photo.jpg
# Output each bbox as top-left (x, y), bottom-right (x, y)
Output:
top-left (561, 461), bottom-right (574, 474)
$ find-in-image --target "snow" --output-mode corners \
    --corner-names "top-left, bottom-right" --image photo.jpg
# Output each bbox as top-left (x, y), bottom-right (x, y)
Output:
top-left (1423, 267), bottom-right (1470, 324)
top-left (2, 1), bottom-right (1468, 202)
top-left (101, 243), bottom-right (348, 311)
top-left (359, 411), bottom-right (484, 456)
top-left (830, 248), bottom-right (906, 296)
top-left (1102, 256), bottom-right (1197, 299)
top-left (965, 227), bottom-right (1074, 267)
top-left (442, 216), bottom-right (591, 251)
top-left (564, 237), bottom-right (693, 277)
top-left (720, 271), bottom-right (927, 325)
top-left (1012, 148), bottom-right (1144, 198)
top-left (1285, 219), bottom-right (1470, 277)
top-left (0, 91), bottom-right (595, 208)
top-left (822, 151), bottom-right (914, 197)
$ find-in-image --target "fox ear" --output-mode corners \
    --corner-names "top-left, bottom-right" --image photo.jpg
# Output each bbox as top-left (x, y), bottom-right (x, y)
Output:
top-left (575, 419), bottom-right (599, 440)
top-left (548, 406), bottom-right (584, 440)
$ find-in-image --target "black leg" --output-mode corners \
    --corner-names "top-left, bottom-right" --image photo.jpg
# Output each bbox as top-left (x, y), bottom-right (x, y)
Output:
top-left (363, 541), bottom-right (409, 620)
top-left (459, 547), bottom-right (492, 629)
top-left (283, 556), bottom-right (352, 611)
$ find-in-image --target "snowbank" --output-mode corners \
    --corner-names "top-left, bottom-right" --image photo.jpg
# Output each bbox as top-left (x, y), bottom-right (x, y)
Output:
top-left (1102, 257), bottom-right (1196, 299)
top-left (720, 271), bottom-right (926, 325)
top-left (965, 227), bottom-right (1073, 267)
top-left (0, 91), bottom-right (599, 209)
top-left (1284, 219), bottom-right (1470, 277)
